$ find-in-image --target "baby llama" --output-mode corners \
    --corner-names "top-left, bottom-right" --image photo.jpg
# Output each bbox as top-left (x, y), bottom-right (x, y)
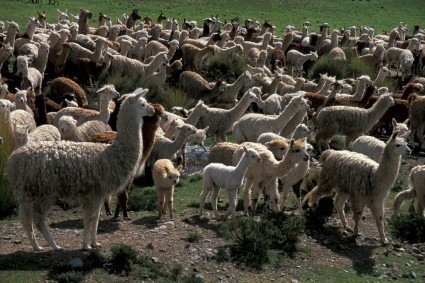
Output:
top-left (304, 131), bottom-right (411, 243)
top-left (152, 159), bottom-right (183, 220)
top-left (7, 88), bottom-right (156, 251)
top-left (200, 146), bottom-right (262, 220)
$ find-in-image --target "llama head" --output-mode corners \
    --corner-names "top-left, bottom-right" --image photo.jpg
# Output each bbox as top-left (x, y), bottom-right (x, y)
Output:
top-left (0, 99), bottom-right (13, 113)
top-left (288, 138), bottom-right (310, 162)
top-left (13, 124), bottom-right (31, 147)
top-left (164, 163), bottom-right (182, 185)
top-left (265, 139), bottom-right (289, 160)
top-left (58, 115), bottom-right (77, 136)
top-left (387, 130), bottom-right (411, 157)
top-left (243, 146), bottom-right (262, 163)
top-left (392, 118), bottom-right (410, 138)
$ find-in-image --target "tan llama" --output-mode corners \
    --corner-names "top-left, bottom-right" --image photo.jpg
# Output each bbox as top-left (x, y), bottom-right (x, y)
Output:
top-left (152, 159), bottom-right (183, 220)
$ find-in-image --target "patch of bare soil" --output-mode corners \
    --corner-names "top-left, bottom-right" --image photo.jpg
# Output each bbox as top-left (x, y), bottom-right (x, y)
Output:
top-left (1, 146), bottom-right (425, 282)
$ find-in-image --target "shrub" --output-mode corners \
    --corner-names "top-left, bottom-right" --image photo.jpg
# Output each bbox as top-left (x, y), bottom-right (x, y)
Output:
top-left (202, 52), bottom-right (246, 83)
top-left (310, 54), bottom-right (348, 80)
top-left (390, 213), bottom-right (425, 243)
top-left (221, 217), bottom-right (274, 269)
top-left (303, 196), bottom-right (335, 230)
top-left (186, 230), bottom-right (203, 243)
top-left (85, 249), bottom-right (108, 269)
top-left (108, 243), bottom-right (139, 275)
top-left (128, 187), bottom-right (157, 212)
top-left (263, 211), bottom-right (305, 256)
top-left (348, 57), bottom-right (374, 78)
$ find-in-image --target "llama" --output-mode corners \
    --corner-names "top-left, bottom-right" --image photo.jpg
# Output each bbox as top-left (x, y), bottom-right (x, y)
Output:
top-left (200, 146), bottom-right (262, 220)
top-left (232, 95), bottom-right (310, 143)
top-left (152, 159), bottom-right (183, 220)
top-left (315, 93), bottom-right (394, 151)
top-left (233, 139), bottom-right (310, 216)
top-left (304, 131), bottom-right (411, 243)
top-left (6, 88), bottom-right (156, 251)
top-left (393, 165), bottom-right (425, 216)
top-left (286, 50), bottom-right (319, 77)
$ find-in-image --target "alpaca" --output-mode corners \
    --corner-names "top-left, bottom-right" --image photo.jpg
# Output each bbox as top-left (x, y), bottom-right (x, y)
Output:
top-left (152, 159), bottom-right (183, 220)
top-left (393, 165), bottom-right (425, 216)
top-left (58, 115), bottom-right (112, 142)
top-left (304, 131), bottom-right (410, 243)
top-left (233, 139), bottom-right (310, 216)
top-left (232, 95), bottom-right (310, 143)
top-left (315, 93), bottom-right (394, 151)
top-left (286, 50), bottom-right (319, 77)
top-left (6, 87), bottom-right (156, 251)
top-left (195, 89), bottom-right (259, 143)
top-left (181, 43), bottom-right (215, 71)
top-left (200, 146), bottom-right (262, 220)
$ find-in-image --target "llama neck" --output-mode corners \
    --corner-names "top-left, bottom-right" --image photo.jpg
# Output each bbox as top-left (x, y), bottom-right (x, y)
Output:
top-left (331, 32), bottom-right (339, 49)
top-left (268, 78), bottom-right (281, 93)
top-left (170, 131), bottom-right (192, 152)
top-left (373, 147), bottom-right (401, 197)
top-left (91, 43), bottom-right (105, 63)
top-left (315, 77), bottom-right (327, 93)
top-left (185, 105), bottom-right (203, 125)
top-left (145, 55), bottom-right (164, 77)
top-left (233, 154), bottom-right (255, 180)
top-left (25, 25), bottom-right (36, 40)
top-left (365, 98), bottom-right (391, 130)
top-left (388, 31), bottom-right (397, 48)
top-left (261, 35), bottom-right (270, 50)
top-left (373, 70), bottom-right (386, 86)
top-left (282, 33), bottom-right (293, 52)
top-left (98, 97), bottom-right (112, 123)
top-left (226, 94), bottom-right (253, 121)
top-left (167, 45), bottom-right (178, 60)
top-left (271, 150), bottom-right (297, 177)
top-left (317, 81), bottom-right (331, 95)
top-left (280, 109), bottom-right (307, 138)
top-left (352, 81), bottom-right (367, 100)
top-left (5, 31), bottom-right (17, 48)
top-left (271, 102), bottom-right (299, 132)
top-left (222, 74), bottom-right (247, 101)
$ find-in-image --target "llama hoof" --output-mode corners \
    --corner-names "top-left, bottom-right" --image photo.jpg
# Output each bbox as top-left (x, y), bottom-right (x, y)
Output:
top-left (33, 246), bottom-right (44, 251)
top-left (82, 245), bottom-right (92, 251)
top-left (53, 245), bottom-right (64, 251)
top-left (124, 217), bottom-right (131, 221)
top-left (92, 242), bottom-right (101, 248)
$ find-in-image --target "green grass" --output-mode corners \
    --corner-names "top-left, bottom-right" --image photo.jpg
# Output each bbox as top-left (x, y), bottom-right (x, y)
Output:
top-left (1, 0), bottom-right (423, 36)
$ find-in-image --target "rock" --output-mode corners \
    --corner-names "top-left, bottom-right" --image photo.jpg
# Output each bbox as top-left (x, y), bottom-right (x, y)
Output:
top-left (410, 271), bottom-right (416, 279)
top-left (415, 254), bottom-right (424, 261)
top-left (158, 225), bottom-right (167, 230)
top-left (69, 258), bottom-right (83, 269)
top-left (146, 242), bottom-right (154, 249)
top-left (164, 221), bottom-right (175, 226)
top-left (217, 248), bottom-right (231, 261)
top-left (411, 247), bottom-right (421, 254)
top-left (13, 239), bottom-right (21, 244)
top-left (151, 257), bottom-right (159, 263)
top-left (194, 273), bottom-right (205, 282)
top-left (203, 250), bottom-right (215, 260)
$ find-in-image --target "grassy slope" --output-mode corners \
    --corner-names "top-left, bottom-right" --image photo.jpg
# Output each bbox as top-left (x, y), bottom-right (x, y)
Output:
top-left (0, 0), bottom-right (423, 35)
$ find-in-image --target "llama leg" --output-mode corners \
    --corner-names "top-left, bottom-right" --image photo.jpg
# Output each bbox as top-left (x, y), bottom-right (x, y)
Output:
top-left (82, 203), bottom-right (102, 250)
top-left (351, 199), bottom-right (366, 238)
top-left (116, 187), bottom-right (130, 220)
top-left (104, 194), bottom-right (112, 216)
top-left (393, 189), bottom-right (416, 216)
top-left (89, 204), bottom-right (102, 248)
top-left (199, 186), bottom-right (211, 217)
top-left (224, 188), bottom-right (237, 220)
top-left (243, 178), bottom-right (253, 215)
top-left (33, 203), bottom-right (63, 250)
top-left (265, 179), bottom-right (280, 212)
top-left (19, 202), bottom-right (43, 251)
top-left (157, 188), bottom-right (165, 219)
top-left (415, 195), bottom-right (425, 215)
top-left (250, 185), bottom-right (261, 216)
top-left (370, 202), bottom-right (388, 243)
top-left (281, 183), bottom-right (292, 209)
top-left (293, 180), bottom-right (303, 210)
top-left (211, 186), bottom-right (221, 220)
top-left (166, 187), bottom-right (174, 220)
top-left (334, 193), bottom-right (350, 230)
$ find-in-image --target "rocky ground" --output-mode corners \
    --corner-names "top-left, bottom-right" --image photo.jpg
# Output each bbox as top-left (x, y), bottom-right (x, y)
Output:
top-left (1, 145), bottom-right (425, 282)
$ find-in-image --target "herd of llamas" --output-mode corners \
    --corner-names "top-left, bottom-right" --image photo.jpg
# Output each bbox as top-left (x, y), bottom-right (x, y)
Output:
top-left (1, 7), bottom-right (425, 251)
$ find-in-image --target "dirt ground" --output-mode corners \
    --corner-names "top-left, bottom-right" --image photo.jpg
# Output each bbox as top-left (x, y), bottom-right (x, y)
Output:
top-left (0, 144), bottom-right (425, 282)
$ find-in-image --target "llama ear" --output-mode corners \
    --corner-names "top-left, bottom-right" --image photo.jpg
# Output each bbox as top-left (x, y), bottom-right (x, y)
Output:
top-left (289, 139), bottom-right (295, 147)
top-left (403, 119), bottom-right (409, 125)
top-left (164, 166), bottom-right (170, 173)
top-left (203, 126), bottom-right (209, 132)
top-left (25, 124), bottom-right (32, 134)
top-left (392, 118), bottom-right (397, 128)
top-left (243, 146), bottom-right (248, 153)
top-left (176, 164), bottom-right (183, 172)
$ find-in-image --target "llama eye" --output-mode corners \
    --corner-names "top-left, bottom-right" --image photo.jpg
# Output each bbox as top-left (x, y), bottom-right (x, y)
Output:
top-left (281, 148), bottom-right (285, 150)
top-left (396, 144), bottom-right (400, 147)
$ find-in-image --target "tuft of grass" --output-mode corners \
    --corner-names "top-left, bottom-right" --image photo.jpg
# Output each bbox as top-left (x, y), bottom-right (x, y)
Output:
top-left (128, 187), bottom-right (158, 212)
top-left (310, 55), bottom-right (348, 80)
top-left (390, 213), bottom-right (425, 243)
top-left (202, 52), bottom-right (246, 83)
top-left (221, 217), bottom-right (273, 269)
top-left (108, 243), bottom-right (139, 275)
top-left (186, 230), bottom-right (203, 243)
